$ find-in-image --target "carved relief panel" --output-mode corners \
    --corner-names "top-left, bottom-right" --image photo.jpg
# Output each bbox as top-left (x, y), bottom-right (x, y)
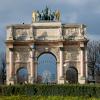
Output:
top-left (64, 46), bottom-right (79, 61)
top-left (50, 47), bottom-right (59, 61)
top-left (14, 29), bottom-right (31, 40)
top-left (35, 28), bottom-right (61, 40)
top-left (63, 28), bottom-right (79, 39)
top-left (14, 46), bottom-right (30, 62)
top-left (6, 27), bottom-right (13, 40)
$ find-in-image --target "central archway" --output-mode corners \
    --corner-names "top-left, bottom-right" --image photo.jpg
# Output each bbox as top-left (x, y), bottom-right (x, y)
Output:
top-left (37, 52), bottom-right (57, 84)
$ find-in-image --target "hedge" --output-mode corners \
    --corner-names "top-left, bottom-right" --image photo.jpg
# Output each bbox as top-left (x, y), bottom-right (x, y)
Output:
top-left (0, 96), bottom-right (99, 100)
top-left (0, 84), bottom-right (100, 97)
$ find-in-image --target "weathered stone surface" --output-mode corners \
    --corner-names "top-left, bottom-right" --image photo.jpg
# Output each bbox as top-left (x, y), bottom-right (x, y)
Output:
top-left (6, 15), bottom-right (88, 85)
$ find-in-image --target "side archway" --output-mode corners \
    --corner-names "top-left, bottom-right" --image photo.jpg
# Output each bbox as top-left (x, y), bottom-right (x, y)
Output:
top-left (66, 67), bottom-right (78, 84)
top-left (16, 67), bottom-right (28, 84)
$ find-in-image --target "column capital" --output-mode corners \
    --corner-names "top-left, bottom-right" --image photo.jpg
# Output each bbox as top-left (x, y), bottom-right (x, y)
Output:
top-left (80, 41), bottom-right (84, 46)
top-left (59, 47), bottom-right (64, 51)
top-left (9, 48), bottom-right (14, 52)
top-left (29, 44), bottom-right (36, 51)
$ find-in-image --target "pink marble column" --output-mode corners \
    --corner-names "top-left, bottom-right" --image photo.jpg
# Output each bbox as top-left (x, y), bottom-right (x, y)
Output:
top-left (9, 48), bottom-right (14, 84)
top-left (59, 48), bottom-right (63, 78)
top-left (29, 49), bottom-right (34, 83)
top-left (80, 48), bottom-right (84, 77)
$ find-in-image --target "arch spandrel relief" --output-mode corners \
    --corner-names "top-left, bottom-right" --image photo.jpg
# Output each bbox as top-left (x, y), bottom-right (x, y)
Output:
top-left (14, 63), bottom-right (30, 74)
top-left (35, 46), bottom-right (59, 61)
top-left (50, 47), bottom-right (59, 61)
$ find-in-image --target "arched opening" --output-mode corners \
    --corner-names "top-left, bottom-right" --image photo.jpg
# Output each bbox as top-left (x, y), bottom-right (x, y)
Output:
top-left (16, 67), bottom-right (28, 84)
top-left (66, 67), bottom-right (78, 84)
top-left (37, 52), bottom-right (57, 84)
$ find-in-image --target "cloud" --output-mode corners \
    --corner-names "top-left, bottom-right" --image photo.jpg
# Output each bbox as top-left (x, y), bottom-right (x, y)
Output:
top-left (94, 6), bottom-right (100, 14)
top-left (0, 0), bottom-right (100, 49)
top-left (66, 0), bottom-right (88, 6)
top-left (65, 12), bottom-right (78, 23)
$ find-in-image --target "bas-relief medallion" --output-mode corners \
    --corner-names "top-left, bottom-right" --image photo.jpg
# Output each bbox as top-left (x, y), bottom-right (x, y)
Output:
top-left (14, 63), bottom-right (29, 73)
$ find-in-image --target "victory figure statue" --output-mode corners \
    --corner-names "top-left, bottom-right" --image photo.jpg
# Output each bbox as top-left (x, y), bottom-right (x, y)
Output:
top-left (32, 11), bottom-right (37, 22)
top-left (55, 10), bottom-right (60, 21)
top-left (32, 11), bottom-right (40, 22)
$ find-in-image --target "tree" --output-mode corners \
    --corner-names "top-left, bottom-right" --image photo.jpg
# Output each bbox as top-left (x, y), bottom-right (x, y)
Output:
top-left (0, 52), bottom-right (6, 84)
top-left (87, 40), bottom-right (100, 81)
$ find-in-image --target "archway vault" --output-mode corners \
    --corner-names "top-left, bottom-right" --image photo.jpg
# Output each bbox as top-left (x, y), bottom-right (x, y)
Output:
top-left (16, 67), bottom-right (28, 84)
top-left (37, 52), bottom-right (57, 61)
top-left (37, 52), bottom-right (57, 84)
top-left (66, 66), bottom-right (78, 84)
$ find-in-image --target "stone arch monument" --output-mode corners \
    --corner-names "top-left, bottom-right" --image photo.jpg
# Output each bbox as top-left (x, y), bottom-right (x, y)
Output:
top-left (6, 7), bottom-right (88, 85)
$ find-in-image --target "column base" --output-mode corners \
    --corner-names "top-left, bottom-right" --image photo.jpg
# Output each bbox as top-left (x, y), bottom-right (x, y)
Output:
top-left (28, 76), bottom-right (34, 84)
top-left (6, 77), bottom-right (14, 85)
top-left (78, 76), bottom-right (86, 84)
top-left (58, 76), bottom-right (64, 84)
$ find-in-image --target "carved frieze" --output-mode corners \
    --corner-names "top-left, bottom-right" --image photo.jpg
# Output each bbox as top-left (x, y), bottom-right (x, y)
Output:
top-left (14, 29), bottom-right (30, 40)
top-left (63, 28), bottom-right (79, 40)
top-left (35, 28), bottom-right (61, 40)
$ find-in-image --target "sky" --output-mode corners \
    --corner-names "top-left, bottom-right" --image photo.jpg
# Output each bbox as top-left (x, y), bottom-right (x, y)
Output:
top-left (0, 0), bottom-right (100, 53)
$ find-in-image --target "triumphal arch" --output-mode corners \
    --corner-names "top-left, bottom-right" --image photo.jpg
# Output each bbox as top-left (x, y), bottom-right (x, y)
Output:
top-left (6, 7), bottom-right (88, 85)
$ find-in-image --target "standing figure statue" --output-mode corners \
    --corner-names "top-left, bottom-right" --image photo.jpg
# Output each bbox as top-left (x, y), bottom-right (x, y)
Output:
top-left (41, 10), bottom-right (44, 20)
top-left (32, 11), bottom-right (40, 22)
top-left (36, 11), bottom-right (40, 21)
top-left (55, 10), bottom-right (60, 21)
top-left (50, 12), bottom-right (55, 21)
top-left (32, 11), bottom-right (37, 22)
top-left (48, 9), bottom-right (51, 20)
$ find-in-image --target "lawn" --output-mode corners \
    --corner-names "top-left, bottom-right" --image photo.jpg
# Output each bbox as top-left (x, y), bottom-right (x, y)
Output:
top-left (0, 96), bottom-right (99, 100)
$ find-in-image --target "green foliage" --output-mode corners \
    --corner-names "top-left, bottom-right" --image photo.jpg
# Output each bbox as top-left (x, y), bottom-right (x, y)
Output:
top-left (0, 96), bottom-right (99, 100)
top-left (0, 84), bottom-right (100, 98)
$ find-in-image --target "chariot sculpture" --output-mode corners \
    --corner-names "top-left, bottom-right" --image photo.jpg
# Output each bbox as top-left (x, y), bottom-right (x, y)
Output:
top-left (32, 6), bottom-right (60, 22)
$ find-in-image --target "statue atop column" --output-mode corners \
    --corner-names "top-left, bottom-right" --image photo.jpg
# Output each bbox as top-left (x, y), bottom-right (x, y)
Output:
top-left (32, 6), bottom-right (61, 22)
